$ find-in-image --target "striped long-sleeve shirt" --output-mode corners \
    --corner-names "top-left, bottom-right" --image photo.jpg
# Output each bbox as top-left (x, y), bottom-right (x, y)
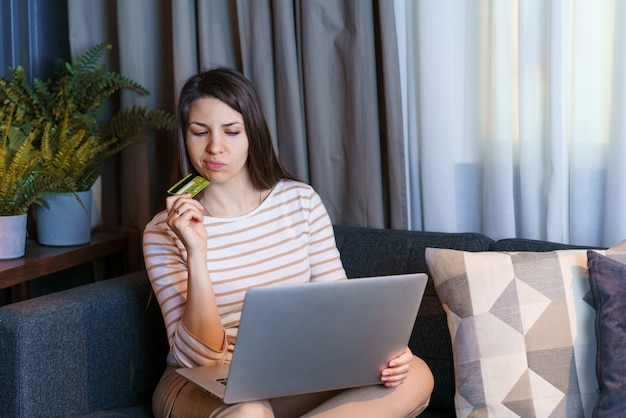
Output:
top-left (143, 180), bottom-right (347, 367)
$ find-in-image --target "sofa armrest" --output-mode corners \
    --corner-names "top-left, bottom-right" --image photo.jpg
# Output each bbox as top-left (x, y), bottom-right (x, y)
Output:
top-left (0, 271), bottom-right (168, 417)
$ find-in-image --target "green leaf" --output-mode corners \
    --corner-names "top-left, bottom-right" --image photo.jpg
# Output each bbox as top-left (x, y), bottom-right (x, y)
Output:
top-left (0, 42), bottom-right (176, 214)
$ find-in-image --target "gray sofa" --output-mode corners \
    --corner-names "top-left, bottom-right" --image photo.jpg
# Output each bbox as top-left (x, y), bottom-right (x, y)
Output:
top-left (0, 224), bottom-right (594, 417)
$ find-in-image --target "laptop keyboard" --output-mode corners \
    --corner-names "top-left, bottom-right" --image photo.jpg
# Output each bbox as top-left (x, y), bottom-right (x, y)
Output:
top-left (217, 378), bottom-right (228, 386)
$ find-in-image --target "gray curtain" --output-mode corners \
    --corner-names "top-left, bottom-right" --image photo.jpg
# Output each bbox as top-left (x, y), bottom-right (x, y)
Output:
top-left (68, 0), bottom-right (406, 232)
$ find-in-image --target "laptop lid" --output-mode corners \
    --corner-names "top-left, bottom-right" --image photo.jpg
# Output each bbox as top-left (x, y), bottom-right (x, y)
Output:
top-left (178, 273), bottom-right (428, 404)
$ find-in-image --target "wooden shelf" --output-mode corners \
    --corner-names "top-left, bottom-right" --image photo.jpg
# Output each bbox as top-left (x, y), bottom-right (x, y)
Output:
top-left (0, 227), bottom-right (141, 300)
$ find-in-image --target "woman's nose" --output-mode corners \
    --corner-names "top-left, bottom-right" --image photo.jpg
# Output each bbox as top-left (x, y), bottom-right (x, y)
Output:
top-left (206, 136), bottom-right (223, 153)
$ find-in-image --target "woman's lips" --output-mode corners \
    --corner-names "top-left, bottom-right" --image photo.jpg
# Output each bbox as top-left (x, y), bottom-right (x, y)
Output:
top-left (206, 160), bottom-right (225, 170)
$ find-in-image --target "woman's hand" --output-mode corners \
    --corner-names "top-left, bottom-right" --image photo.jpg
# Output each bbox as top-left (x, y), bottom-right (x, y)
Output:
top-left (381, 346), bottom-right (413, 388)
top-left (165, 193), bottom-right (208, 253)
top-left (166, 193), bottom-right (225, 349)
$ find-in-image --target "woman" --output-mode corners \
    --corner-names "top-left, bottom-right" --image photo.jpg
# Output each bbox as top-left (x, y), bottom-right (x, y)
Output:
top-left (143, 67), bottom-right (434, 417)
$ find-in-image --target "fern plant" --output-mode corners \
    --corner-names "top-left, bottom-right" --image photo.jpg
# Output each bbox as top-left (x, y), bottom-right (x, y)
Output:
top-left (0, 42), bottom-right (176, 215)
top-left (0, 105), bottom-right (65, 215)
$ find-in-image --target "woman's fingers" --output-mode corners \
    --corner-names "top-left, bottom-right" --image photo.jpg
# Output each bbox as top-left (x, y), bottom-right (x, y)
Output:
top-left (167, 194), bottom-right (204, 220)
top-left (381, 347), bottom-right (413, 387)
top-left (382, 370), bottom-right (409, 387)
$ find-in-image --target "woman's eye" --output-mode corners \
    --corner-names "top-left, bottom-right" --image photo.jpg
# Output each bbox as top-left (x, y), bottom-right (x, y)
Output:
top-left (225, 130), bottom-right (240, 136)
top-left (190, 130), bottom-right (207, 137)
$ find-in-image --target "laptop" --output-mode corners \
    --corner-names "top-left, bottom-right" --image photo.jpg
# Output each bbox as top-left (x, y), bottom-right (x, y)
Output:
top-left (176, 272), bottom-right (428, 404)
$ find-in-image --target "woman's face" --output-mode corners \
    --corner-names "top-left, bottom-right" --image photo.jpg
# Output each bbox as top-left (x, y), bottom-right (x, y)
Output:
top-left (185, 97), bottom-right (250, 186)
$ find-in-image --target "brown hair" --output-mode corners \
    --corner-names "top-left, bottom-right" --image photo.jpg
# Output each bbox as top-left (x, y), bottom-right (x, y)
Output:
top-left (172, 67), bottom-right (298, 189)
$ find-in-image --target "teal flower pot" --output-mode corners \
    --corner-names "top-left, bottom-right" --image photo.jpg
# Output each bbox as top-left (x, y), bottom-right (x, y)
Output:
top-left (35, 191), bottom-right (93, 246)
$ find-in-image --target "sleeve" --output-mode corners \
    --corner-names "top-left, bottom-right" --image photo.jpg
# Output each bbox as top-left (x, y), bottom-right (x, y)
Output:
top-left (307, 190), bottom-right (348, 283)
top-left (142, 212), bottom-right (228, 367)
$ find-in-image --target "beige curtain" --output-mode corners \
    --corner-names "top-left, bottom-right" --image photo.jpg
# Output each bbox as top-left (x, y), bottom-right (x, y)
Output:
top-left (68, 0), bottom-right (407, 232)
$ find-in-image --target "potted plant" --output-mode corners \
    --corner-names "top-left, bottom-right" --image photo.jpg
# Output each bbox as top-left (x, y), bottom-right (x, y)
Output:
top-left (0, 43), bottom-right (175, 247)
top-left (0, 105), bottom-right (66, 258)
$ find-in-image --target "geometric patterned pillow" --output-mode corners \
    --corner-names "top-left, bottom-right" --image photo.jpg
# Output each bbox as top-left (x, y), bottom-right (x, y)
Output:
top-left (425, 248), bottom-right (599, 417)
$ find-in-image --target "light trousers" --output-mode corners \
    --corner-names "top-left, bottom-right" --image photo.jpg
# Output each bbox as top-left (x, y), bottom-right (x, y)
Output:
top-left (153, 356), bottom-right (434, 418)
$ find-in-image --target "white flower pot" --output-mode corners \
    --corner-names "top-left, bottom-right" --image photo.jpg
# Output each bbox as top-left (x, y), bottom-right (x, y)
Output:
top-left (0, 213), bottom-right (28, 259)
top-left (35, 191), bottom-right (93, 246)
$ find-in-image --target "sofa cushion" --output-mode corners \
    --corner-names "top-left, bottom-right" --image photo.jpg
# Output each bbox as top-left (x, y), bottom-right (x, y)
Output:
top-left (56, 404), bottom-right (153, 417)
top-left (425, 247), bottom-right (599, 417)
top-left (586, 250), bottom-right (626, 417)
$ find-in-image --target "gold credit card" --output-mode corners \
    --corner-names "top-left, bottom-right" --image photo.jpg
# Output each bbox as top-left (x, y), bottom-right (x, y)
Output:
top-left (167, 174), bottom-right (210, 197)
